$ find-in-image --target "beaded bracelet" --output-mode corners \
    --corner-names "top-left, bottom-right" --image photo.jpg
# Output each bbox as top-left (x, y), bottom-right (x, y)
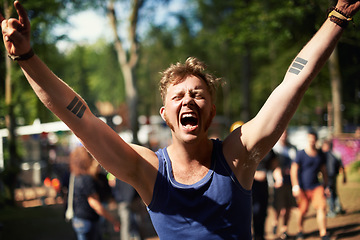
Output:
top-left (329, 15), bottom-right (349, 28)
top-left (332, 7), bottom-right (352, 19)
top-left (327, 6), bottom-right (353, 28)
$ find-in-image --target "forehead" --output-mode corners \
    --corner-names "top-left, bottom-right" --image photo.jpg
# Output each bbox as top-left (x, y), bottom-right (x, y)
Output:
top-left (167, 75), bottom-right (208, 92)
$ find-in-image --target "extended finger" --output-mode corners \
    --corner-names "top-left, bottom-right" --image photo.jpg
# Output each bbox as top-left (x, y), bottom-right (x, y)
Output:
top-left (14, 0), bottom-right (30, 30)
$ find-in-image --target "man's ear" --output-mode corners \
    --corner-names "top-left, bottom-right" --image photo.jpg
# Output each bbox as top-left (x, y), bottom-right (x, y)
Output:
top-left (159, 106), bottom-right (166, 121)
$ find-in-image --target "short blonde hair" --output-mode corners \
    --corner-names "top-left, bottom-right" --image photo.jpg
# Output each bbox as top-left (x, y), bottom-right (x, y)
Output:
top-left (159, 57), bottom-right (222, 104)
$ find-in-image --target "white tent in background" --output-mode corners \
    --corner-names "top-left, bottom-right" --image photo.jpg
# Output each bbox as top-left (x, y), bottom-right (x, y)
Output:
top-left (0, 119), bottom-right (71, 170)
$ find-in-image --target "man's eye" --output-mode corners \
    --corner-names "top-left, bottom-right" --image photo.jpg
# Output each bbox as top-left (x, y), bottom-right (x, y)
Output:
top-left (173, 95), bottom-right (182, 100)
top-left (195, 93), bottom-right (204, 99)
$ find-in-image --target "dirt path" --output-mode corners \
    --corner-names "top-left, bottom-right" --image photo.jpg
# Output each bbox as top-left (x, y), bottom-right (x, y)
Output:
top-left (265, 174), bottom-right (360, 240)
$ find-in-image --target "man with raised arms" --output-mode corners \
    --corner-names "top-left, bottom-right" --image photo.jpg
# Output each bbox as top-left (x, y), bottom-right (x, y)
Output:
top-left (1, 1), bottom-right (359, 239)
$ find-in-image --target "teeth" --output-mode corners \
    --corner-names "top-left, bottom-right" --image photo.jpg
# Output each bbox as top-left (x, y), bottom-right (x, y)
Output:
top-left (182, 113), bottom-right (195, 118)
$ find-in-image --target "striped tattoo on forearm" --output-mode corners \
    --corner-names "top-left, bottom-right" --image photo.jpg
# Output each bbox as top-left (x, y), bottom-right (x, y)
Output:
top-left (66, 96), bottom-right (87, 118)
top-left (288, 57), bottom-right (308, 75)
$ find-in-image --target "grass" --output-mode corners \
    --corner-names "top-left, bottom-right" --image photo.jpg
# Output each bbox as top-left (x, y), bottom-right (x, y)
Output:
top-left (346, 160), bottom-right (360, 183)
top-left (0, 204), bottom-right (76, 240)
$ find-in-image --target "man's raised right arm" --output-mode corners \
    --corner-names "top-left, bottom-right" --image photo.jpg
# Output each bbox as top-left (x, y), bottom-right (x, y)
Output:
top-left (1, 1), bottom-right (158, 205)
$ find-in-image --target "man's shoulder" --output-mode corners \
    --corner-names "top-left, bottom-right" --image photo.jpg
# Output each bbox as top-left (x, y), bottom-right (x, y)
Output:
top-left (294, 149), bottom-right (307, 162)
top-left (297, 149), bottom-right (306, 156)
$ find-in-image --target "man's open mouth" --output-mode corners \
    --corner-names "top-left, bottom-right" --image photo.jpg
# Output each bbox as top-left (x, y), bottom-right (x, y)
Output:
top-left (180, 113), bottom-right (198, 130)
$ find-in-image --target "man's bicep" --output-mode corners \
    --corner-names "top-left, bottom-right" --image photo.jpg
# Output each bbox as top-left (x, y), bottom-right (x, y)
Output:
top-left (74, 115), bottom-right (140, 178)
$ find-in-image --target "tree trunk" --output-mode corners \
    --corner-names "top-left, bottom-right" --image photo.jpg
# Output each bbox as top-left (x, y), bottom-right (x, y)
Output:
top-left (4, 0), bottom-right (20, 205)
top-left (328, 46), bottom-right (343, 136)
top-left (122, 64), bottom-right (139, 144)
top-left (107, 0), bottom-right (143, 144)
top-left (241, 0), bottom-right (252, 122)
top-left (241, 47), bottom-right (251, 122)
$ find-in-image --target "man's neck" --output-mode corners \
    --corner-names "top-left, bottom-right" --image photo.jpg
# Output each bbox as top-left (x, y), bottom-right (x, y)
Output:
top-left (305, 145), bottom-right (318, 157)
top-left (169, 136), bottom-right (213, 160)
top-left (167, 138), bottom-right (213, 184)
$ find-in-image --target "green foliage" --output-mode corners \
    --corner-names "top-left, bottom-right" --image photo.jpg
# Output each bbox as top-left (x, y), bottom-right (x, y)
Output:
top-left (2, 0), bottom-right (360, 127)
top-left (138, 0), bottom-right (360, 127)
top-left (62, 40), bottom-right (125, 112)
top-left (0, 0), bottom-right (78, 125)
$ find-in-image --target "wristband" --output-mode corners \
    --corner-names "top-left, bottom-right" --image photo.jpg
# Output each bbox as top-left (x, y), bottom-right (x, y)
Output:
top-left (327, 7), bottom-right (353, 29)
top-left (292, 185), bottom-right (300, 192)
top-left (329, 15), bottom-right (349, 28)
top-left (328, 9), bottom-right (352, 21)
top-left (8, 48), bottom-right (34, 61)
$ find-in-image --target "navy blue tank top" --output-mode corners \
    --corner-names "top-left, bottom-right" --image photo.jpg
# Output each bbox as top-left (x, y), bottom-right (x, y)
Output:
top-left (147, 139), bottom-right (252, 239)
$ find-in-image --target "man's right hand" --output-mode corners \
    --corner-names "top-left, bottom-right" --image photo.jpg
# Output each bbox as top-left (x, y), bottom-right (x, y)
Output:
top-left (0, 1), bottom-right (32, 56)
top-left (336, 0), bottom-right (360, 17)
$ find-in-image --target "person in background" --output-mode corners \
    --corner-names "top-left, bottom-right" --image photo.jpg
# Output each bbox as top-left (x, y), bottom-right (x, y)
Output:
top-left (321, 139), bottom-right (346, 218)
top-left (252, 150), bottom-right (278, 240)
top-left (90, 161), bottom-right (114, 238)
top-left (69, 147), bottom-right (120, 240)
top-left (272, 130), bottom-right (297, 239)
top-left (290, 131), bottom-right (329, 240)
top-left (108, 174), bottom-right (140, 240)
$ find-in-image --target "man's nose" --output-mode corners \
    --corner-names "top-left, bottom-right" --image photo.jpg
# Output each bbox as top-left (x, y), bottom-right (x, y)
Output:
top-left (182, 94), bottom-right (194, 106)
